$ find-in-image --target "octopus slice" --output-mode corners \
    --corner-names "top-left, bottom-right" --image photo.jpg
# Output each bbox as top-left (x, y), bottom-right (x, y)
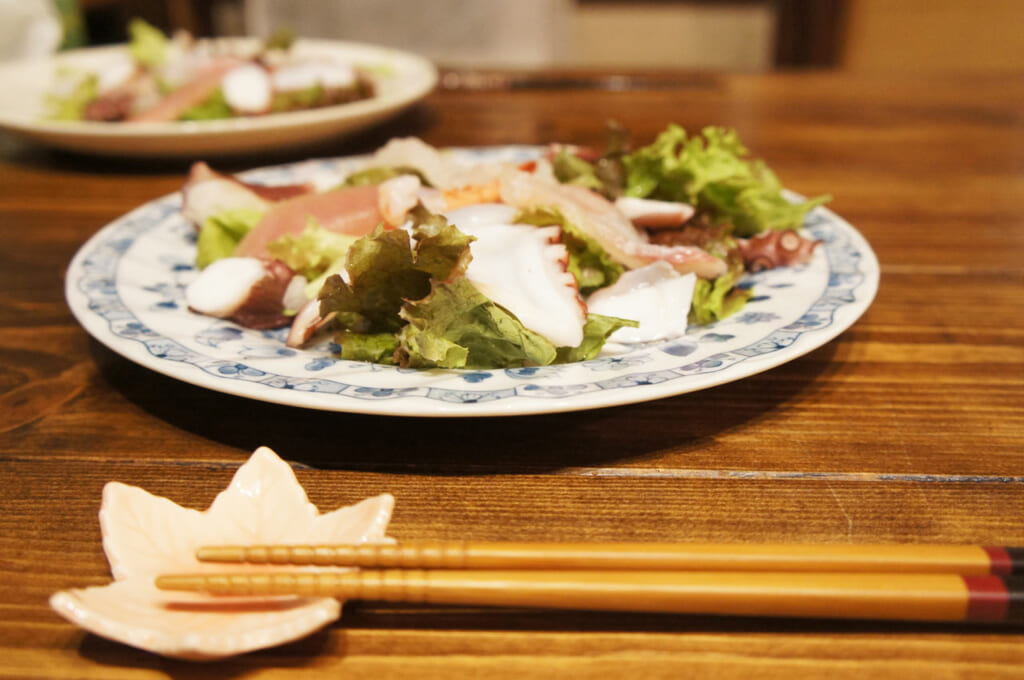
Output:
top-left (499, 170), bottom-right (727, 280)
top-left (445, 204), bottom-right (587, 348)
top-left (737, 230), bottom-right (821, 272)
top-left (185, 257), bottom-right (295, 329)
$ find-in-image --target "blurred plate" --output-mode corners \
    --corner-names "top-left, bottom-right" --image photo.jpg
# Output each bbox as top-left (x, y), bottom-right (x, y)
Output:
top-left (65, 146), bottom-right (879, 417)
top-left (0, 39), bottom-right (436, 157)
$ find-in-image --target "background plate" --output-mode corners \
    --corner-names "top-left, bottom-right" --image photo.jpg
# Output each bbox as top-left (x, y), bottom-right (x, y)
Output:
top-left (65, 146), bottom-right (879, 417)
top-left (0, 39), bottom-right (437, 157)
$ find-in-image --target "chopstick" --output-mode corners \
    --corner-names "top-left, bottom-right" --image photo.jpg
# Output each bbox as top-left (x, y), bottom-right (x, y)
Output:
top-left (194, 541), bottom-right (1024, 575)
top-left (154, 568), bottom-right (1024, 624)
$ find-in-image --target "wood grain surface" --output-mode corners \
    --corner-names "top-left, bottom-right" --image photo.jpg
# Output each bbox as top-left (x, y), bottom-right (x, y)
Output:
top-left (1, 70), bottom-right (1023, 678)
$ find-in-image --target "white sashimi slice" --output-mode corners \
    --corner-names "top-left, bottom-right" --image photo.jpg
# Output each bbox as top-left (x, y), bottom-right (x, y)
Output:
top-left (614, 196), bottom-right (695, 229)
top-left (500, 170), bottom-right (727, 280)
top-left (586, 261), bottom-right (696, 344)
top-left (445, 204), bottom-right (586, 348)
top-left (368, 137), bottom-right (506, 190)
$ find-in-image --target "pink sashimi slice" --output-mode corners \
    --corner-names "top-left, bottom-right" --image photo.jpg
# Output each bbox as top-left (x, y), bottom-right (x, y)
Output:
top-left (234, 186), bottom-right (385, 258)
top-left (128, 57), bottom-right (244, 123)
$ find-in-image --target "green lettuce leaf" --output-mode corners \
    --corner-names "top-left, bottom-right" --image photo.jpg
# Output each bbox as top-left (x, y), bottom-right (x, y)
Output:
top-left (178, 88), bottom-right (233, 121)
top-left (336, 331), bottom-right (397, 364)
top-left (195, 209), bottom-right (264, 269)
top-left (514, 207), bottom-right (624, 295)
top-left (551, 121), bottom-right (630, 198)
top-left (623, 125), bottom-right (829, 237)
top-left (551, 149), bottom-right (606, 193)
top-left (318, 227), bottom-right (428, 333)
top-left (318, 217), bottom-right (474, 334)
top-left (406, 204), bottom-right (474, 281)
top-left (396, 279), bottom-right (558, 369)
top-left (689, 258), bottom-right (753, 325)
top-left (128, 18), bottom-right (168, 68)
top-left (265, 219), bottom-right (358, 280)
top-left (555, 314), bottom-right (638, 363)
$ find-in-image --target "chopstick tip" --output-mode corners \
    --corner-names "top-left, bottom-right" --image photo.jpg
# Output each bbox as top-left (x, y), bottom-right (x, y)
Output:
top-left (196, 545), bottom-right (245, 563)
top-left (154, 574), bottom-right (205, 591)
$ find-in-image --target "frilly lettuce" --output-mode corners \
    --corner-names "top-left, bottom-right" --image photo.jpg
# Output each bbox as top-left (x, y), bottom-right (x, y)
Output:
top-left (623, 125), bottom-right (829, 237)
top-left (318, 207), bottom-right (473, 335)
top-left (397, 279), bottom-right (558, 369)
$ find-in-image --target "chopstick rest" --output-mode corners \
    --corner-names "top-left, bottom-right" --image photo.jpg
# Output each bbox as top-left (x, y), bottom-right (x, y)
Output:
top-left (195, 541), bottom-right (1024, 575)
top-left (155, 569), bottom-right (1024, 624)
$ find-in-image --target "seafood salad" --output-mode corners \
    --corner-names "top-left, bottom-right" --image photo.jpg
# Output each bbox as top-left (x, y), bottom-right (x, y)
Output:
top-left (182, 124), bottom-right (828, 369)
top-left (46, 19), bottom-right (375, 123)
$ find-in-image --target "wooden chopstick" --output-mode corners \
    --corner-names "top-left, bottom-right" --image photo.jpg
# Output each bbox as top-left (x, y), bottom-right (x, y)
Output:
top-left (154, 568), bottom-right (1024, 624)
top-left (195, 541), bottom-right (1024, 575)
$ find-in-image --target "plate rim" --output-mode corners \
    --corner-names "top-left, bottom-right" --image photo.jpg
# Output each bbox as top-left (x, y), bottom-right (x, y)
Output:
top-left (64, 146), bottom-right (880, 418)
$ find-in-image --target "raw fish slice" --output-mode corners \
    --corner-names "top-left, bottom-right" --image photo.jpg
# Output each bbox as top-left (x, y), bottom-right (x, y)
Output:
top-left (234, 186), bottom-right (384, 258)
top-left (500, 170), bottom-right (727, 280)
top-left (181, 162), bottom-right (318, 228)
top-left (368, 137), bottom-right (507, 190)
top-left (181, 162), bottom-right (270, 226)
top-left (128, 56), bottom-right (243, 123)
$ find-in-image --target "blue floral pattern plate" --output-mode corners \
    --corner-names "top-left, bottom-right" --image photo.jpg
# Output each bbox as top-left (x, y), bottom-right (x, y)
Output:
top-left (65, 147), bottom-right (879, 417)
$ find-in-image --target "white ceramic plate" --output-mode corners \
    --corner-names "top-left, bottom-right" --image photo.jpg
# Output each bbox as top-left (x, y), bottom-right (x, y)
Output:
top-left (0, 39), bottom-right (437, 157)
top-left (65, 146), bottom-right (879, 417)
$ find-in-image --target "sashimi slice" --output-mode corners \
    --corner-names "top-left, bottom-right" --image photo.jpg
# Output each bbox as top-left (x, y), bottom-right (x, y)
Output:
top-left (234, 186), bottom-right (384, 258)
top-left (128, 57), bottom-right (243, 123)
top-left (500, 170), bottom-right (727, 280)
top-left (181, 162), bottom-right (317, 228)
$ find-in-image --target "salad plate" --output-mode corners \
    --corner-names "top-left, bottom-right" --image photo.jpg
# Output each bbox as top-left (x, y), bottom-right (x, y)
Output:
top-left (65, 146), bottom-right (878, 417)
top-left (0, 39), bottom-right (436, 157)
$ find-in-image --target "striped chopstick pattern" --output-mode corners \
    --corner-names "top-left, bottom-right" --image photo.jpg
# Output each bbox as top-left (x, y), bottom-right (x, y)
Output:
top-left (155, 569), bottom-right (1024, 624)
top-left (195, 541), bottom-right (1024, 575)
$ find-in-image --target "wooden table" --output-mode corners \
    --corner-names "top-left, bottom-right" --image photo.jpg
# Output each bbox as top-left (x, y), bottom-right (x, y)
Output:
top-left (2, 69), bottom-right (1023, 678)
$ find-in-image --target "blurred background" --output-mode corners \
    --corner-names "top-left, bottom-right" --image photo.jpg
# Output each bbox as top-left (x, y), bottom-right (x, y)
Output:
top-left (12, 0), bottom-right (1024, 73)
